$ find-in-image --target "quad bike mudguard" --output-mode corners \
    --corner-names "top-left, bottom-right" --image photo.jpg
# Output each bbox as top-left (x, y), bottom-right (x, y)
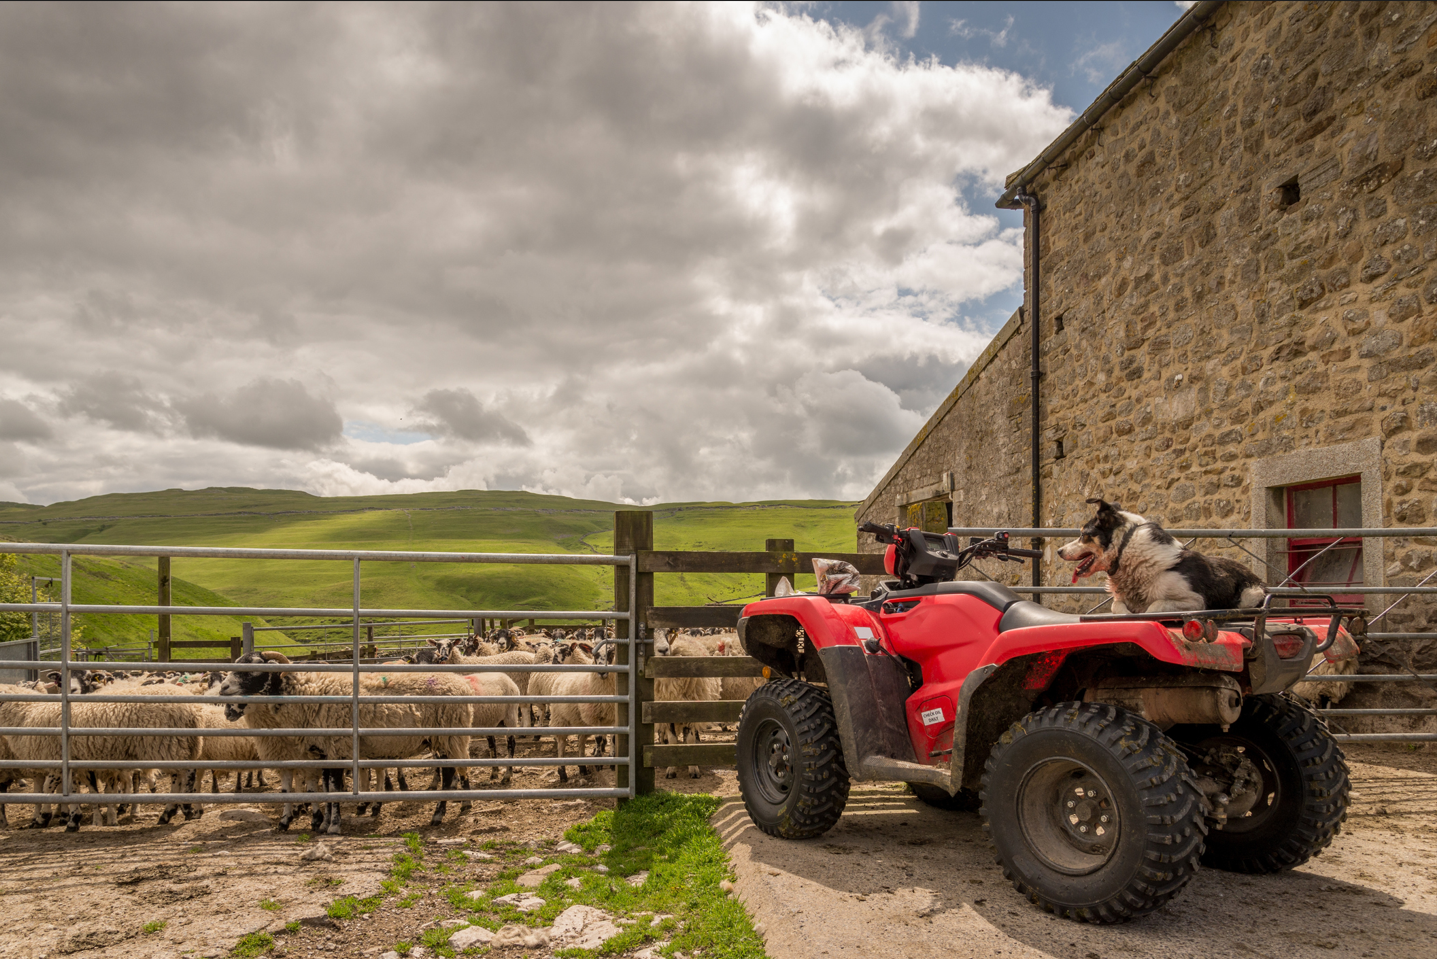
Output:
top-left (738, 586), bottom-right (1358, 795)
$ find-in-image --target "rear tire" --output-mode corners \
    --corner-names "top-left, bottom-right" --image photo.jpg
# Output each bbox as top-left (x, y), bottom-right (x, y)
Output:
top-left (736, 679), bottom-right (849, 839)
top-left (908, 781), bottom-right (980, 811)
top-left (1173, 694), bottom-right (1348, 873)
top-left (982, 702), bottom-right (1206, 923)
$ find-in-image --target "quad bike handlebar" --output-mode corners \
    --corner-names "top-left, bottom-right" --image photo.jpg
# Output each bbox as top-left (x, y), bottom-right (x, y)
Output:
top-left (859, 521), bottom-right (1038, 587)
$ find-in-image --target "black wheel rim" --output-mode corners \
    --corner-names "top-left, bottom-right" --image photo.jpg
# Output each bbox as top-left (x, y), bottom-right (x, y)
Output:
top-left (750, 717), bottom-right (795, 805)
top-left (1016, 759), bottom-right (1120, 876)
top-left (1195, 735), bottom-right (1282, 834)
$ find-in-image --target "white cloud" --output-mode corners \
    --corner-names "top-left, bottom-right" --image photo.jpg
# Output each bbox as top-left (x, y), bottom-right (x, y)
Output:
top-left (949, 15), bottom-right (1015, 49)
top-left (0, 3), bottom-right (1071, 506)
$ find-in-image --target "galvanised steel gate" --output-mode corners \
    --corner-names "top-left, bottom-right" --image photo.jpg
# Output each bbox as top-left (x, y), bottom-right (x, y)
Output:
top-left (0, 542), bottom-right (642, 811)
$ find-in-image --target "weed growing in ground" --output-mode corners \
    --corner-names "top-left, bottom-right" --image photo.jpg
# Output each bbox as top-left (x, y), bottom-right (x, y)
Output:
top-left (260, 899), bottom-right (281, 912)
top-left (141, 920), bottom-right (167, 935)
top-left (284, 922), bottom-right (300, 934)
top-left (231, 933), bottom-right (274, 958)
top-left (326, 896), bottom-right (382, 921)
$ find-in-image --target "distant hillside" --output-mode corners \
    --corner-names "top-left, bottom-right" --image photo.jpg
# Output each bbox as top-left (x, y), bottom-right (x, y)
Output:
top-left (1, 487), bottom-right (861, 653)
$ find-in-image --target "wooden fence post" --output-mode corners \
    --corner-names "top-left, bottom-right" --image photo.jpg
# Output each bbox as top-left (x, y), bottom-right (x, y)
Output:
top-left (615, 510), bottom-right (655, 799)
top-left (765, 538), bottom-right (796, 596)
top-left (157, 557), bottom-right (172, 663)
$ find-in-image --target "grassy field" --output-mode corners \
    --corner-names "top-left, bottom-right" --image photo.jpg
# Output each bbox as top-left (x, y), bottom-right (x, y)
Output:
top-left (0, 487), bottom-right (861, 655)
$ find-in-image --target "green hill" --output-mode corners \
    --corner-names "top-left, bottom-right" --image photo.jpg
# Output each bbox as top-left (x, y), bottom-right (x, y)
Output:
top-left (0, 488), bottom-right (861, 657)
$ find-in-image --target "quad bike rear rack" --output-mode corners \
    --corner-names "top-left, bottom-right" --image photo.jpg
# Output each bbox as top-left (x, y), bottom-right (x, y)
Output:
top-left (1079, 593), bottom-right (1366, 695)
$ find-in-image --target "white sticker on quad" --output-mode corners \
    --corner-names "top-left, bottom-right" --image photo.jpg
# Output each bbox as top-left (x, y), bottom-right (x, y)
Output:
top-left (920, 707), bottom-right (945, 726)
top-left (853, 626), bottom-right (874, 640)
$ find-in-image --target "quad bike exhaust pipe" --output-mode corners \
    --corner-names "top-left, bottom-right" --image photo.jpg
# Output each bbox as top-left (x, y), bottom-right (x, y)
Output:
top-left (1083, 675), bottom-right (1243, 727)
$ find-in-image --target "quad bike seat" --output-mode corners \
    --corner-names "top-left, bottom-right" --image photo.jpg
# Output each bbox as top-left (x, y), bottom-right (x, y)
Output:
top-left (884, 580), bottom-right (1026, 612)
top-left (998, 601), bottom-right (1082, 632)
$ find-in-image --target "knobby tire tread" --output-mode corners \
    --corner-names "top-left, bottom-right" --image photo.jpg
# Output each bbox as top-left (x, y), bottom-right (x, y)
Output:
top-left (981, 702), bottom-right (1207, 924)
top-left (1202, 694), bottom-right (1349, 874)
top-left (738, 678), bottom-right (850, 840)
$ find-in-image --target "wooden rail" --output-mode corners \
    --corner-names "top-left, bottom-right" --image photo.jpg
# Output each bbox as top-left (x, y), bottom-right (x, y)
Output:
top-left (613, 520), bottom-right (858, 794)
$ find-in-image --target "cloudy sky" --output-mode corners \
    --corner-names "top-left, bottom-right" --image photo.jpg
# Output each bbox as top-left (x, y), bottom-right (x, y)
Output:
top-left (0, 1), bottom-right (1186, 506)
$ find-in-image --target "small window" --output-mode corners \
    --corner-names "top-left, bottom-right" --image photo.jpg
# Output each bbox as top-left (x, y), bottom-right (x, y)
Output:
top-left (1053, 312), bottom-right (1065, 334)
top-left (1278, 177), bottom-right (1301, 211)
top-left (1054, 438), bottom-right (1065, 459)
top-left (905, 499), bottom-right (952, 534)
top-left (1285, 476), bottom-right (1361, 604)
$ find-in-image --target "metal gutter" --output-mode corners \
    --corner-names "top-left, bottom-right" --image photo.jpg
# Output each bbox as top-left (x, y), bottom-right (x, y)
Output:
top-left (995, 0), bottom-right (1225, 209)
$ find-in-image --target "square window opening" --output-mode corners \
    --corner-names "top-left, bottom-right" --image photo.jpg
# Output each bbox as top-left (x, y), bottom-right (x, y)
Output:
top-left (1285, 476), bottom-right (1362, 605)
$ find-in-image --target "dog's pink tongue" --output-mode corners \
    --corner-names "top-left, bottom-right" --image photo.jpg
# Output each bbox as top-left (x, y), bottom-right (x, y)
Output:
top-left (1071, 569), bottom-right (1080, 584)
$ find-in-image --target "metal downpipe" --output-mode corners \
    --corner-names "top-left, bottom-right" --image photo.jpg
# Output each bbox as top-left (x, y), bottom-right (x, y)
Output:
top-left (1015, 188), bottom-right (1043, 593)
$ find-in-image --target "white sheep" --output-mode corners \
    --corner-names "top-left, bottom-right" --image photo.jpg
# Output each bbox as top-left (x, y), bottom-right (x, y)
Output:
top-left (454, 670), bottom-right (522, 784)
top-left (218, 653), bottom-right (473, 834)
top-left (547, 643), bottom-right (618, 783)
top-left (1292, 653), bottom-right (1360, 706)
top-left (0, 681), bottom-right (203, 831)
top-left (654, 636), bottom-right (721, 779)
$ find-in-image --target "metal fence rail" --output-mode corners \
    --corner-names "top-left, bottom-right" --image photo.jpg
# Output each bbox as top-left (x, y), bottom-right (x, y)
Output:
top-left (946, 525), bottom-right (1437, 743)
top-left (0, 542), bottom-right (639, 810)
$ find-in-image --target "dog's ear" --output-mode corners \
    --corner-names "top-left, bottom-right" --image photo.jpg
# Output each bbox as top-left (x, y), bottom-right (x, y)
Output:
top-left (1087, 497), bottom-right (1121, 516)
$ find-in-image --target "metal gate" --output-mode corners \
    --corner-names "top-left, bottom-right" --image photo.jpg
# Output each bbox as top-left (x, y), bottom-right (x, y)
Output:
top-left (0, 542), bottom-right (641, 810)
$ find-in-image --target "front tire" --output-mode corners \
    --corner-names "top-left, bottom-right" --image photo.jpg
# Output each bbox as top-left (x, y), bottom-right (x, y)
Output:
top-left (1173, 694), bottom-right (1349, 873)
top-left (736, 679), bottom-right (849, 839)
top-left (982, 702), bottom-right (1206, 923)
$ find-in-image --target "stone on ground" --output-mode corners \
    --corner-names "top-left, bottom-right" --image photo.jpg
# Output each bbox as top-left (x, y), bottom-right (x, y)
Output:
top-left (448, 925), bottom-right (495, 949)
top-left (626, 870), bottom-right (648, 887)
top-left (298, 842), bottom-right (334, 862)
top-left (551, 905), bottom-right (624, 949)
top-left (493, 924), bottom-right (550, 948)
top-left (516, 863), bottom-right (562, 887)
top-left (492, 892), bottom-right (546, 912)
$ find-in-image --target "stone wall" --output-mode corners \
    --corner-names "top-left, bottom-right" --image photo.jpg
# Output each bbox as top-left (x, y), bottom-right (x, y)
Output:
top-left (857, 2), bottom-right (1437, 707)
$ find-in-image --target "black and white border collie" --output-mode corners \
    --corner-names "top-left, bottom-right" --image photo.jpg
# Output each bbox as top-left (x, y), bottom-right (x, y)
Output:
top-left (1058, 498), bottom-right (1266, 614)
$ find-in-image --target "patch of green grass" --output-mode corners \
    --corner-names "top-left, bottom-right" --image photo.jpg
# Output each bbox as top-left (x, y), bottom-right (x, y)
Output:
top-left (295, 833), bottom-right (311, 844)
top-left (560, 793), bottom-right (767, 959)
top-left (283, 922), bottom-right (300, 934)
top-left (393, 942), bottom-right (412, 954)
top-left (231, 932), bottom-right (274, 958)
top-left (141, 920), bottom-right (167, 935)
top-left (397, 892), bottom-right (423, 908)
top-left (325, 896), bottom-right (381, 920)
top-left (260, 898), bottom-right (281, 912)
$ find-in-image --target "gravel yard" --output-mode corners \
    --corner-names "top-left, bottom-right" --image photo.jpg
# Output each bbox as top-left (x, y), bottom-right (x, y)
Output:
top-left (0, 745), bottom-right (1433, 959)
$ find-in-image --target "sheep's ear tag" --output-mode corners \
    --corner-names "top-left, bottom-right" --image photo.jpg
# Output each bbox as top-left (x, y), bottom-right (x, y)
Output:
top-left (381, 675), bottom-right (389, 685)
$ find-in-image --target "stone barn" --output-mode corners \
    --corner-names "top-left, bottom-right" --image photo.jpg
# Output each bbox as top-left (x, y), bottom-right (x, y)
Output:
top-left (855, 0), bottom-right (1437, 692)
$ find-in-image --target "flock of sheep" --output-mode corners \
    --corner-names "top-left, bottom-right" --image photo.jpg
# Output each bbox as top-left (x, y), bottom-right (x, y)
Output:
top-left (0, 626), bottom-right (749, 835)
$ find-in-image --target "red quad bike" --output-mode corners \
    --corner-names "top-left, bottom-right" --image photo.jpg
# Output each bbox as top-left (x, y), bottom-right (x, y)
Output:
top-left (734, 522), bottom-right (1363, 923)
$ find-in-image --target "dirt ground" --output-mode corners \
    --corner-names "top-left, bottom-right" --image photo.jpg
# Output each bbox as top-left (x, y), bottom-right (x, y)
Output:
top-left (0, 748), bottom-right (621, 959)
top-left (720, 744), bottom-right (1437, 959)
top-left (0, 744), bottom-right (1434, 959)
